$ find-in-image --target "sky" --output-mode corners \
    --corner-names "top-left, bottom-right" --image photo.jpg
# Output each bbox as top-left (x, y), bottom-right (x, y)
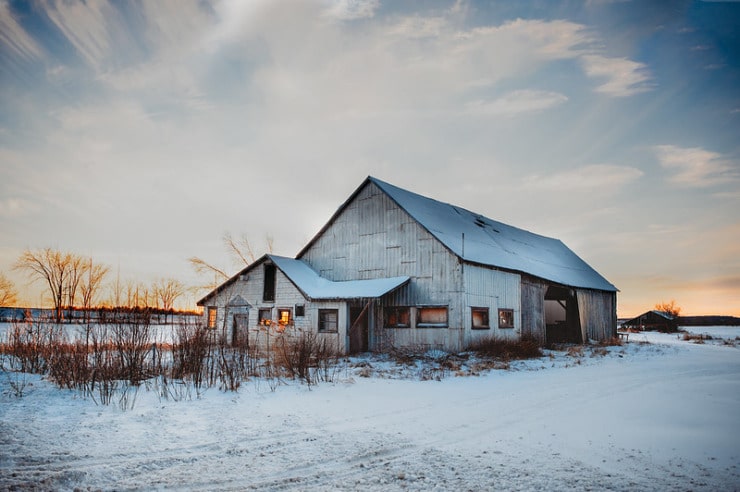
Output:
top-left (1, 0), bottom-right (739, 317)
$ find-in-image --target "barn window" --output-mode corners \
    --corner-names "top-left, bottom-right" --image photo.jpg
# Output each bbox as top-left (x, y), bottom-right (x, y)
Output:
top-left (295, 304), bottom-right (305, 317)
top-left (263, 264), bottom-right (276, 302)
top-left (318, 309), bottom-right (338, 333)
top-left (498, 309), bottom-right (514, 328)
top-left (207, 307), bottom-right (217, 329)
top-left (384, 307), bottom-right (410, 328)
top-left (258, 308), bottom-right (272, 326)
top-left (471, 307), bottom-right (489, 329)
top-left (278, 308), bottom-right (292, 326)
top-left (417, 306), bottom-right (448, 328)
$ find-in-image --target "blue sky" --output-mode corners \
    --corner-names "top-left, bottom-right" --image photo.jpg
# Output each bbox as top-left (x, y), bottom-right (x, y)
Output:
top-left (1, 0), bottom-right (738, 316)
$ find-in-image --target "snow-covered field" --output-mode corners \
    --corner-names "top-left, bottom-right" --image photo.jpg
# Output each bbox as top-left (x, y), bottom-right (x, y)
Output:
top-left (1, 328), bottom-right (739, 491)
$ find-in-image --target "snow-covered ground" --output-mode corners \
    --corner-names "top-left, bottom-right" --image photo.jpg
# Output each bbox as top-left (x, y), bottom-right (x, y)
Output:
top-left (1, 329), bottom-right (739, 491)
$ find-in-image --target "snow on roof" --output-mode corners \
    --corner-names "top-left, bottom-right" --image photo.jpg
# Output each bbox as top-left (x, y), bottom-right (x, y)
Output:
top-left (269, 255), bottom-right (409, 300)
top-left (369, 177), bottom-right (617, 292)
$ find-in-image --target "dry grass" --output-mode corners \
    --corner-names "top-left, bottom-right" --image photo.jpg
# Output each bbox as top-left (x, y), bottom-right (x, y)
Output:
top-left (466, 335), bottom-right (542, 361)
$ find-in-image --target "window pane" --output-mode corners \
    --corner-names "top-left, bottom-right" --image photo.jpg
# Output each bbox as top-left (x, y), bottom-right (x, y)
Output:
top-left (498, 309), bottom-right (514, 328)
top-left (319, 309), bottom-right (338, 332)
top-left (207, 307), bottom-right (217, 329)
top-left (259, 308), bottom-right (272, 326)
top-left (384, 307), bottom-right (410, 327)
top-left (418, 307), bottom-right (448, 326)
top-left (278, 309), bottom-right (292, 326)
top-left (472, 308), bottom-right (489, 329)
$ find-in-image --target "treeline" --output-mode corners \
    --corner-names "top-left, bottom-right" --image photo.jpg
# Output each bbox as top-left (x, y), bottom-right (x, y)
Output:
top-left (0, 306), bottom-right (201, 324)
top-left (5, 248), bottom-right (188, 323)
top-left (678, 315), bottom-right (740, 326)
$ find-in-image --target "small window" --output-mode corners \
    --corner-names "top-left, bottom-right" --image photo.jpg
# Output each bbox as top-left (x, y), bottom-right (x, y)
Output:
top-left (207, 307), bottom-right (217, 329)
top-left (295, 304), bottom-right (305, 317)
top-left (471, 307), bottom-right (489, 329)
top-left (384, 306), bottom-right (410, 328)
top-left (258, 308), bottom-right (272, 326)
top-left (263, 264), bottom-right (276, 302)
top-left (278, 308), bottom-right (292, 326)
top-left (417, 306), bottom-right (448, 328)
top-left (318, 309), bottom-right (338, 333)
top-left (498, 309), bottom-right (514, 328)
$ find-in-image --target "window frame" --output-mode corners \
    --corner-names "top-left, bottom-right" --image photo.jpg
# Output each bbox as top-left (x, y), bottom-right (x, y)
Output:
top-left (207, 307), bottom-right (217, 329)
top-left (471, 307), bottom-right (490, 330)
top-left (498, 308), bottom-right (515, 329)
top-left (318, 309), bottom-right (339, 333)
top-left (384, 306), bottom-right (411, 328)
top-left (277, 308), bottom-right (292, 327)
top-left (295, 304), bottom-right (305, 317)
top-left (416, 306), bottom-right (448, 328)
top-left (258, 308), bottom-right (272, 326)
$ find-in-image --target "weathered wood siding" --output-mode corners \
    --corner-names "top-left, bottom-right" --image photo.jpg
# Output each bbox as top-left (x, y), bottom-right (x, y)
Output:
top-left (520, 277), bottom-right (546, 345)
top-left (300, 182), bottom-right (464, 351)
top-left (202, 264), bottom-right (348, 352)
top-left (576, 289), bottom-right (617, 342)
top-left (463, 264), bottom-right (521, 346)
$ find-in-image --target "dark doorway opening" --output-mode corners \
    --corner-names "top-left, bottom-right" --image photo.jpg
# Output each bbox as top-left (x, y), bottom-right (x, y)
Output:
top-left (349, 304), bottom-right (369, 354)
top-left (544, 286), bottom-right (581, 344)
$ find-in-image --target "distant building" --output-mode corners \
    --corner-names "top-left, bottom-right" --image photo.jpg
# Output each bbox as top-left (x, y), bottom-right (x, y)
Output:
top-left (621, 310), bottom-right (678, 332)
top-left (198, 177), bottom-right (618, 353)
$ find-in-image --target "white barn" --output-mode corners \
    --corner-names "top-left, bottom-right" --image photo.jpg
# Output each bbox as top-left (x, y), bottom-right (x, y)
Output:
top-left (197, 177), bottom-right (617, 353)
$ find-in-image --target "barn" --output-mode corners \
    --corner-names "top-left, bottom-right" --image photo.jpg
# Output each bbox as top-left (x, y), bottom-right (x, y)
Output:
top-left (621, 310), bottom-right (678, 332)
top-left (197, 176), bottom-right (618, 353)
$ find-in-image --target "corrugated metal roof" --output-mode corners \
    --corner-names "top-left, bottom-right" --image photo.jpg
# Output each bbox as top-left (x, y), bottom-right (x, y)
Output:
top-left (369, 177), bottom-right (617, 292)
top-left (270, 255), bottom-right (409, 300)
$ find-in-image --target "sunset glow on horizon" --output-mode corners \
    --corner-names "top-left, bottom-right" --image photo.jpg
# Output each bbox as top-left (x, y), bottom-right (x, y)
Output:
top-left (1, 1), bottom-right (738, 318)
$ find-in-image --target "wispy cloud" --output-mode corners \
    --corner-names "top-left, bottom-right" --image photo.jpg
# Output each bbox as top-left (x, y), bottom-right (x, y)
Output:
top-left (522, 164), bottom-right (644, 191)
top-left (654, 145), bottom-right (736, 187)
top-left (464, 90), bottom-right (567, 116)
top-left (323, 0), bottom-right (379, 20)
top-left (0, 1), bottom-right (43, 60)
top-left (581, 54), bottom-right (653, 97)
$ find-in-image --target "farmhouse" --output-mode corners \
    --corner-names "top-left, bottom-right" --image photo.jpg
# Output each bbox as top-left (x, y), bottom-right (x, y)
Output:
top-left (197, 177), bottom-right (617, 353)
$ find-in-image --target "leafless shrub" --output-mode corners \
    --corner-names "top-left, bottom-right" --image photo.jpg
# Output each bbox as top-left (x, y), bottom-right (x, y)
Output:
top-left (466, 335), bottom-right (542, 360)
top-left (275, 331), bottom-right (340, 386)
top-left (682, 332), bottom-right (712, 343)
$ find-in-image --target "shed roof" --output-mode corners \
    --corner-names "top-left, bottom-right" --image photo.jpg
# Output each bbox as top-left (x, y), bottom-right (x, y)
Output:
top-left (270, 255), bottom-right (409, 300)
top-left (367, 177), bottom-right (617, 292)
top-left (197, 254), bottom-right (409, 306)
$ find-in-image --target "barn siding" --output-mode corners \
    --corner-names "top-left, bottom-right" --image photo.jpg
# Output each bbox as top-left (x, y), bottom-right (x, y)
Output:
top-left (462, 264), bottom-right (521, 347)
top-left (301, 182), bottom-right (464, 351)
top-left (201, 263), bottom-right (348, 352)
top-left (576, 289), bottom-right (617, 342)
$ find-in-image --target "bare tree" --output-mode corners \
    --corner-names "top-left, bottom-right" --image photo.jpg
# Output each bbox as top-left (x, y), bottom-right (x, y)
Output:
top-left (655, 300), bottom-right (681, 318)
top-left (153, 278), bottom-right (185, 312)
top-left (188, 232), bottom-right (274, 292)
top-left (15, 248), bottom-right (74, 323)
top-left (66, 255), bottom-right (86, 309)
top-left (0, 271), bottom-right (18, 306)
top-left (80, 257), bottom-right (110, 315)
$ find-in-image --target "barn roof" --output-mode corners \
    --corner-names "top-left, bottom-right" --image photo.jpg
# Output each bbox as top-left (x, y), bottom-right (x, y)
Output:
top-left (368, 177), bottom-right (617, 292)
top-left (298, 177), bottom-right (616, 292)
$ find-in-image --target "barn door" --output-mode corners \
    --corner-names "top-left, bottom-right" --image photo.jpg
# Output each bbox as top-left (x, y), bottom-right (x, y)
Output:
top-left (232, 313), bottom-right (249, 348)
top-left (349, 304), bottom-right (369, 354)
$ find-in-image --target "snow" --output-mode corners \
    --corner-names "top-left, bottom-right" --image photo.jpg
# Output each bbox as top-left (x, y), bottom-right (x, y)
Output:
top-left (2, 329), bottom-right (739, 490)
top-left (270, 254), bottom-right (409, 300)
top-left (370, 177), bottom-right (617, 292)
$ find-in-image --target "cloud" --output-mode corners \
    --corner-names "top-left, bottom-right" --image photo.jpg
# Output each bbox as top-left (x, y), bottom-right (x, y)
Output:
top-left (0, 197), bottom-right (31, 218)
top-left (322, 0), bottom-right (379, 20)
top-left (654, 145), bottom-right (737, 187)
top-left (522, 164), bottom-right (644, 191)
top-left (0, 1), bottom-right (43, 60)
top-left (464, 90), bottom-right (568, 116)
top-left (581, 54), bottom-right (652, 97)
